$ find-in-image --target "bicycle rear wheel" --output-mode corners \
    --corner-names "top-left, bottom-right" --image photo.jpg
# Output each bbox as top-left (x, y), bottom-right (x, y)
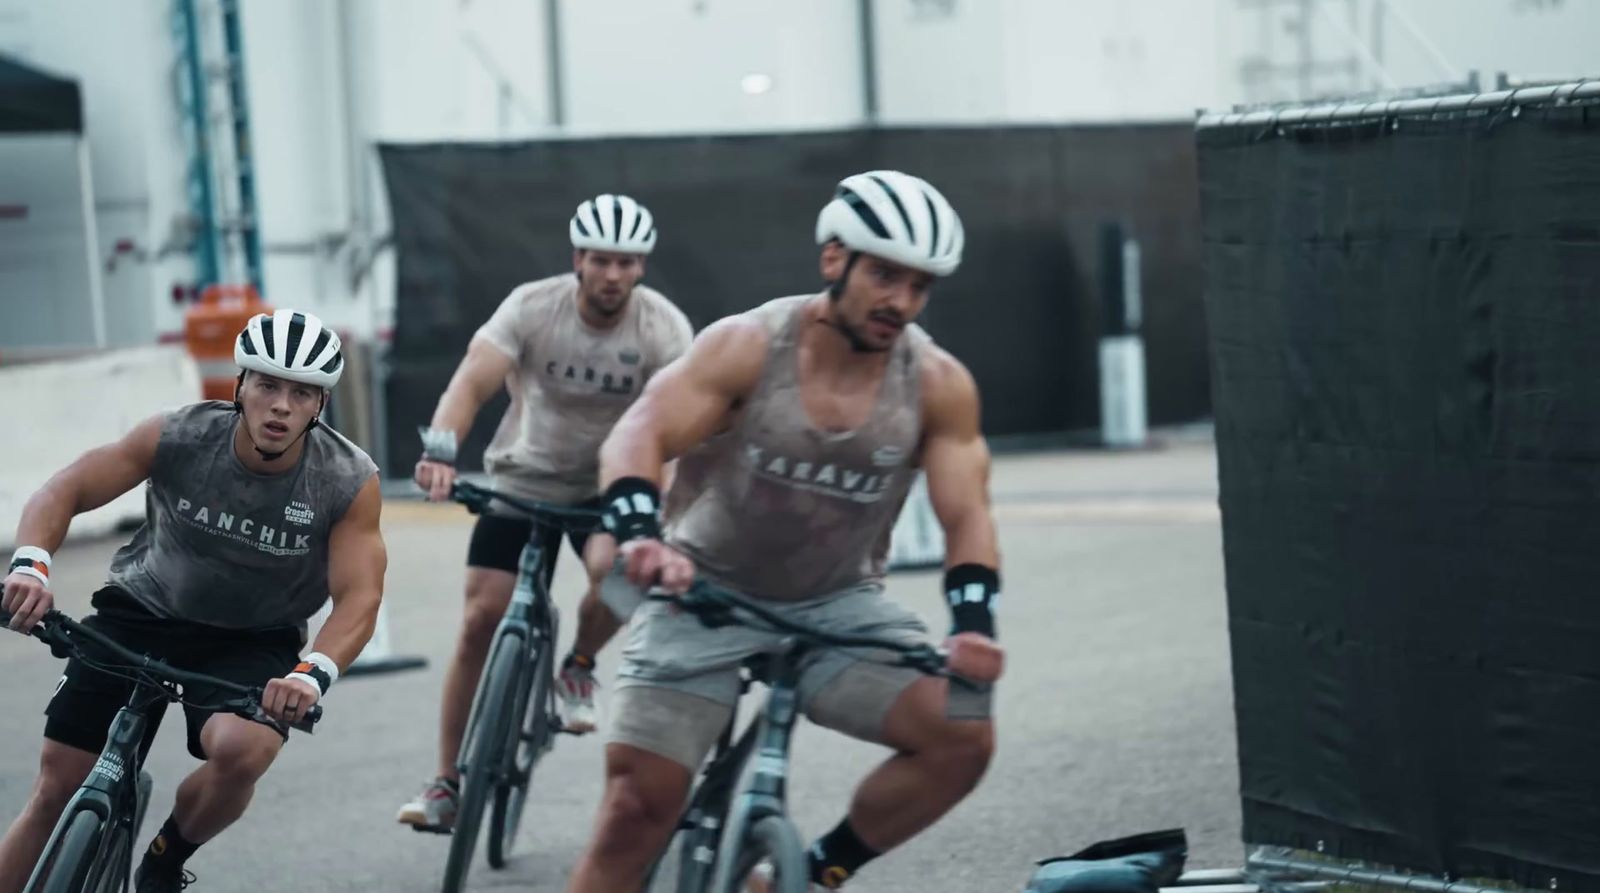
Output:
top-left (440, 636), bottom-right (521, 893)
top-left (33, 808), bottom-right (102, 893)
top-left (487, 635), bottom-right (554, 868)
top-left (719, 815), bottom-right (807, 893)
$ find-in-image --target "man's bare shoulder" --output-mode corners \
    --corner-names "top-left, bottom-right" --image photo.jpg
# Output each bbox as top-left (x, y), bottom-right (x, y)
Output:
top-left (681, 313), bottom-right (772, 389)
top-left (918, 341), bottom-right (978, 400)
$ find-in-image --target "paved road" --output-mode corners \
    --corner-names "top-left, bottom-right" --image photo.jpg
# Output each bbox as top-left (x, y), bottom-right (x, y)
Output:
top-left (0, 440), bottom-right (1241, 892)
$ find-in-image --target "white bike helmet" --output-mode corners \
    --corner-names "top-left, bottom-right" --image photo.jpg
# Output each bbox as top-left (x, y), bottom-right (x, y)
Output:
top-left (569, 193), bottom-right (657, 255)
top-left (234, 309), bottom-right (344, 389)
top-left (815, 170), bottom-right (964, 277)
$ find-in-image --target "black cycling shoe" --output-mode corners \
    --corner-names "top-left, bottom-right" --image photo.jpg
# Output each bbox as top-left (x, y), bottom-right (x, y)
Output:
top-left (134, 862), bottom-right (197, 892)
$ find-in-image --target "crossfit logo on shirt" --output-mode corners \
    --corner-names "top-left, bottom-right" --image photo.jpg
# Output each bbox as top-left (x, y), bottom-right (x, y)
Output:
top-left (174, 497), bottom-right (313, 557)
top-left (284, 501), bottom-right (315, 526)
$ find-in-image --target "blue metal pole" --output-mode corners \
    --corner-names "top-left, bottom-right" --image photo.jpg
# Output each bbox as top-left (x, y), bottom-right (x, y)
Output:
top-left (175, 0), bottom-right (219, 289)
top-left (219, 0), bottom-right (264, 295)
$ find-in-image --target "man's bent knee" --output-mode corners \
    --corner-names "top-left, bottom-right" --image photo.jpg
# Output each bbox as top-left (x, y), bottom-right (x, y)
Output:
top-left (201, 718), bottom-right (282, 781)
top-left (461, 570), bottom-right (515, 647)
top-left (589, 745), bottom-right (690, 858)
top-left (924, 717), bottom-right (996, 796)
top-left (34, 741), bottom-right (96, 812)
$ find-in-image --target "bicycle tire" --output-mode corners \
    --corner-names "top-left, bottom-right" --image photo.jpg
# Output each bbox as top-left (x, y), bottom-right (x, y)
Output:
top-left (132, 772), bottom-right (153, 839)
top-left (440, 637), bottom-right (521, 893)
top-left (487, 636), bottom-right (552, 868)
top-left (34, 808), bottom-right (102, 893)
top-left (86, 819), bottom-right (129, 893)
top-left (719, 815), bottom-right (807, 893)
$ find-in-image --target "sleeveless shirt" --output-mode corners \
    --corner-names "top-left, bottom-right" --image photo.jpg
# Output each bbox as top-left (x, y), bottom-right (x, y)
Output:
top-left (664, 295), bottom-right (927, 602)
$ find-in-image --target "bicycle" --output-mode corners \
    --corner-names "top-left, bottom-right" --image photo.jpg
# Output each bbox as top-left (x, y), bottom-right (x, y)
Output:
top-left (639, 581), bottom-right (971, 893)
top-left (0, 606), bottom-right (320, 893)
top-left (437, 479), bottom-right (604, 893)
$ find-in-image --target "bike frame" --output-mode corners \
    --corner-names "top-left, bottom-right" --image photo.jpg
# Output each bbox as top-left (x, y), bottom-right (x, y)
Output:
top-left (651, 642), bottom-right (816, 892)
top-left (456, 536), bottom-right (559, 784)
top-left (9, 608), bottom-right (319, 893)
top-left (23, 684), bottom-right (162, 893)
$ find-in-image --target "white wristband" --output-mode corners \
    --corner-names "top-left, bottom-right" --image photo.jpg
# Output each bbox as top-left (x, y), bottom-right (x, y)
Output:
top-left (304, 651), bottom-right (340, 688)
top-left (8, 546), bottom-right (52, 590)
top-left (418, 427), bottom-right (459, 465)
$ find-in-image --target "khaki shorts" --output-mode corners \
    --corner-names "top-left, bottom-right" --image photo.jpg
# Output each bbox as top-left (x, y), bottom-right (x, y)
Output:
top-left (602, 578), bottom-right (992, 770)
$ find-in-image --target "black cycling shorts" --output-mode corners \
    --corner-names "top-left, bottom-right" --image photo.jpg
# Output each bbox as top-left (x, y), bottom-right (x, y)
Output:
top-left (465, 507), bottom-right (598, 586)
top-left (44, 587), bottom-right (302, 760)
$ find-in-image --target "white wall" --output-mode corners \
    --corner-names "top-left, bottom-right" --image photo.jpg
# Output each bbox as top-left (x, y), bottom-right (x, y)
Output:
top-left (0, 137), bottom-right (100, 351)
top-left (3, 0), bottom-right (1597, 347)
top-left (561, 0), bottom-right (864, 134)
top-left (1, 0), bottom-right (194, 347)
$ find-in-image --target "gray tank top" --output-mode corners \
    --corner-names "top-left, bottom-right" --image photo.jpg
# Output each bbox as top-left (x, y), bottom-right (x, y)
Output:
top-left (107, 402), bottom-right (378, 631)
top-left (665, 295), bottom-right (926, 602)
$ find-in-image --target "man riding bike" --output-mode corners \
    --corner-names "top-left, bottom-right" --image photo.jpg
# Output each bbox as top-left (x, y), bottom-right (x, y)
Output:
top-left (397, 193), bottom-right (694, 832)
top-left (0, 309), bottom-right (387, 893)
top-left (564, 170), bottom-right (1006, 892)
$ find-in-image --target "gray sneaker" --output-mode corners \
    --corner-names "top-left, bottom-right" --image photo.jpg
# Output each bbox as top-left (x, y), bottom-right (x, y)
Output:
top-left (396, 777), bottom-right (459, 833)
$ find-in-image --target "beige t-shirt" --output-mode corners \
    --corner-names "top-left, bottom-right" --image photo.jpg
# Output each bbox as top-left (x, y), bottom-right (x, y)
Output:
top-left (476, 273), bottom-right (693, 504)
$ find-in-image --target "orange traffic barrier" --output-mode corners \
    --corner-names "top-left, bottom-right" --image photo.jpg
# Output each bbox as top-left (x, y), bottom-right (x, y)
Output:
top-left (184, 285), bottom-right (270, 402)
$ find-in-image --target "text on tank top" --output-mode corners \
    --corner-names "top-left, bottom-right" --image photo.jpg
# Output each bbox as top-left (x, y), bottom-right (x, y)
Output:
top-left (106, 402), bottom-right (378, 632)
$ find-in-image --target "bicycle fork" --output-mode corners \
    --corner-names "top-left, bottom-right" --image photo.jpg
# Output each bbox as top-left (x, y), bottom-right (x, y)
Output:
top-left (707, 667), bottom-right (803, 892)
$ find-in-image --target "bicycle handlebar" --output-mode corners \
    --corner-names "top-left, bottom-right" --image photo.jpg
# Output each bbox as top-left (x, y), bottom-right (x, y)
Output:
top-left (1, 607), bottom-right (321, 733)
top-left (652, 582), bottom-right (955, 680)
top-left (450, 479), bottom-right (605, 530)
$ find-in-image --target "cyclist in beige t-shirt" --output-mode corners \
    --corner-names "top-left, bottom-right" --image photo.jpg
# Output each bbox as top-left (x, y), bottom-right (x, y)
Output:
top-left (397, 194), bottom-right (693, 832)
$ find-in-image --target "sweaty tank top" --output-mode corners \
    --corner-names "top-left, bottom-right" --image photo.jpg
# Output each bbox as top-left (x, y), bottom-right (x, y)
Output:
top-left (106, 402), bottom-right (378, 631)
top-left (664, 295), bottom-right (926, 602)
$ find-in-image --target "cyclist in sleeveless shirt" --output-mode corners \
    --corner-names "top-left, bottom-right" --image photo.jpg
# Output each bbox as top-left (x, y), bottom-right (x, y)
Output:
top-left (564, 171), bottom-right (1005, 892)
top-left (398, 194), bottom-right (694, 832)
top-left (0, 310), bottom-right (386, 893)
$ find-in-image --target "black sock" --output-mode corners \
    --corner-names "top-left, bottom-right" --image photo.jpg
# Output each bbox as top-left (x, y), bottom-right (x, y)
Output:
top-left (807, 819), bottom-right (879, 889)
top-left (140, 816), bottom-right (200, 873)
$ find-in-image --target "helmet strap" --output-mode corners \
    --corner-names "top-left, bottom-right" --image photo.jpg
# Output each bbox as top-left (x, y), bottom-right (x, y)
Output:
top-left (826, 250), bottom-right (861, 300)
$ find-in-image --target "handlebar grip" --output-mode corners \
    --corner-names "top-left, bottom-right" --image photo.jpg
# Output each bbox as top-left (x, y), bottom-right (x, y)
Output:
top-left (292, 704), bottom-right (322, 734)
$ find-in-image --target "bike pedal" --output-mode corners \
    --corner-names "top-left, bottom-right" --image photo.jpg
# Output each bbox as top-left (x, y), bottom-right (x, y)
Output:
top-left (409, 823), bottom-right (453, 836)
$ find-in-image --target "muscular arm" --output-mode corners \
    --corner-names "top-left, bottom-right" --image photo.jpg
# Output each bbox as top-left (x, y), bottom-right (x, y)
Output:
top-left (309, 476), bottom-right (387, 671)
top-left (920, 352), bottom-right (1000, 570)
top-left (427, 336), bottom-right (516, 443)
top-left (599, 316), bottom-right (768, 488)
top-left (14, 414), bottom-right (164, 551)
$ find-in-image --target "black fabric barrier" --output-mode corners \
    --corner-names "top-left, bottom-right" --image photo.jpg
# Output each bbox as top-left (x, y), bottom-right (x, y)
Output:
top-left (0, 53), bottom-right (81, 134)
top-left (1199, 98), bottom-right (1600, 890)
top-left (378, 124), bottom-right (1206, 475)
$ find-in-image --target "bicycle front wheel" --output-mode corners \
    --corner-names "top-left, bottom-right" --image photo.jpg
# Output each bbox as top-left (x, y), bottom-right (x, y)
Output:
top-left (33, 808), bottom-right (103, 893)
top-left (441, 636), bottom-right (521, 893)
top-left (85, 818), bottom-right (129, 893)
top-left (488, 635), bottom-right (554, 868)
top-left (719, 815), bottom-right (807, 893)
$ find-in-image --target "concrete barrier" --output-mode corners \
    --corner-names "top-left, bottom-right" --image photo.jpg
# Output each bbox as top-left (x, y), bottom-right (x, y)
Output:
top-left (0, 346), bottom-right (199, 550)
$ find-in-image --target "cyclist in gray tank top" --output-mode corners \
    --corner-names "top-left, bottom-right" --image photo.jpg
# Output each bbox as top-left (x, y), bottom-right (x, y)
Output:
top-left (399, 193), bottom-right (695, 832)
top-left (565, 172), bottom-right (1006, 893)
top-left (0, 310), bottom-right (386, 893)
